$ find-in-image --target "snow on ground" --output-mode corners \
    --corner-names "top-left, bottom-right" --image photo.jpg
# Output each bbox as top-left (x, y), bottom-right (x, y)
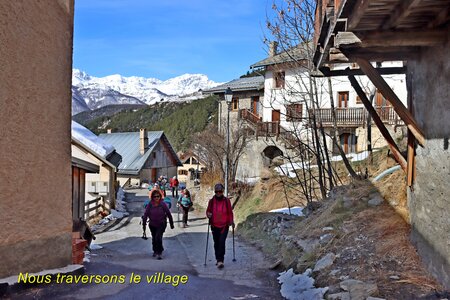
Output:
top-left (278, 268), bottom-right (328, 300)
top-left (330, 149), bottom-right (380, 162)
top-left (237, 177), bottom-right (260, 185)
top-left (270, 206), bottom-right (304, 217)
top-left (91, 187), bottom-right (129, 231)
top-left (71, 121), bottom-right (115, 158)
top-left (89, 243), bottom-right (103, 250)
top-left (275, 162), bottom-right (318, 178)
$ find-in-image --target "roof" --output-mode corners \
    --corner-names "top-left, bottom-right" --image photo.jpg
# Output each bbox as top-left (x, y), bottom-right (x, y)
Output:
top-left (71, 121), bottom-right (122, 169)
top-left (71, 121), bottom-right (115, 158)
top-left (313, 0), bottom-right (450, 68)
top-left (99, 131), bottom-right (182, 175)
top-left (203, 76), bottom-right (264, 94)
top-left (250, 44), bottom-right (311, 69)
top-left (71, 157), bottom-right (99, 173)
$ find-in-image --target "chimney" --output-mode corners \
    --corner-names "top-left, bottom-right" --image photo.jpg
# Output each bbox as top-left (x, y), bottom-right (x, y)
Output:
top-left (269, 41), bottom-right (278, 57)
top-left (140, 128), bottom-right (148, 155)
top-left (107, 128), bottom-right (112, 134)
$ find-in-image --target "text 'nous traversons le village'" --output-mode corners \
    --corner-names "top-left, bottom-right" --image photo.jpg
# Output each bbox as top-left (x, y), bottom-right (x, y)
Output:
top-left (18, 272), bottom-right (189, 287)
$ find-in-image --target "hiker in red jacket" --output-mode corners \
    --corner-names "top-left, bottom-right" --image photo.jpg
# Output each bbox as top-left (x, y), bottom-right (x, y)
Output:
top-left (206, 183), bottom-right (234, 269)
top-left (170, 176), bottom-right (179, 197)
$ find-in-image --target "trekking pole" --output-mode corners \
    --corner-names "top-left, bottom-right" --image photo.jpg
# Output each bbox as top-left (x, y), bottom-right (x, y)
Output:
top-left (204, 219), bottom-right (210, 266)
top-left (232, 225), bottom-right (236, 262)
top-left (177, 204), bottom-right (181, 228)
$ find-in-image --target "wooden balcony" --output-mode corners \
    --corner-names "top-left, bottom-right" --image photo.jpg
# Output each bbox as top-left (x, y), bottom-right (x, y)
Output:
top-left (311, 107), bottom-right (403, 127)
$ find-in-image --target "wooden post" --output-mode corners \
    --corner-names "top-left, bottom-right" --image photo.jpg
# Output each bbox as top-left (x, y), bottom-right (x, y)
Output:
top-left (407, 130), bottom-right (415, 186)
top-left (348, 74), bottom-right (408, 172)
top-left (356, 58), bottom-right (425, 146)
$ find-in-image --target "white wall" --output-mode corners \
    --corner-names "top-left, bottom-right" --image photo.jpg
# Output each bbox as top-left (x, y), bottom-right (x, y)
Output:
top-left (261, 61), bottom-right (408, 125)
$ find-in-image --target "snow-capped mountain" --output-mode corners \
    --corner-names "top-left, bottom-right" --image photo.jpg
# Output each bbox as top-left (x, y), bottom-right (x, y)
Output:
top-left (72, 69), bottom-right (220, 115)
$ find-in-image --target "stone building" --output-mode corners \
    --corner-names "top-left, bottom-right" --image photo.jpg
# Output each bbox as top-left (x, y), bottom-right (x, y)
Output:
top-left (313, 0), bottom-right (450, 288)
top-left (205, 76), bottom-right (298, 181)
top-left (250, 42), bottom-right (407, 155)
top-left (0, 1), bottom-right (75, 278)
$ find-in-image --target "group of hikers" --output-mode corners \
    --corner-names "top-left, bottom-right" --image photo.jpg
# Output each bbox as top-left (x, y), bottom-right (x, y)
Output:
top-left (141, 181), bottom-right (234, 269)
top-left (151, 175), bottom-right (180, 198)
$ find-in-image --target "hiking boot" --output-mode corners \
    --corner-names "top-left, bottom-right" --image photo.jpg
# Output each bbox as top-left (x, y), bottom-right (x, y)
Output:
top-left (217, 261), bottom-right (224, 269)
top-left (157, 254), bottom-right (162, 260)
top-left (152, 252), bottom-right (157, 257)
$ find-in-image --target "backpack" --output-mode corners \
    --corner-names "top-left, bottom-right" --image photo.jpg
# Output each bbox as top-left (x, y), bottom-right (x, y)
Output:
top-left (180, 196), bottom-right (192, 208)
top-left (163, 197), bottom-right (172, 209)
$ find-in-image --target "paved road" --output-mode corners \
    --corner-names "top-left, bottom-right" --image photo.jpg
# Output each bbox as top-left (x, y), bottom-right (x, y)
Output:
top-left (11, 188), bottom-right (282, 300)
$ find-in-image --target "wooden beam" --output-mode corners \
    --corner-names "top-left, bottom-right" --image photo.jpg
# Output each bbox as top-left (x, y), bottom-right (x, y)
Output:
top-left (428, 7), bottom-right (450, 28)
top-left (348, 73), bottom-right (408, 173)
top-left (337, 30), bottom-right (447, 48)
top-left (407, 130), bottom-right (415, 187)
top-left (347, 0), bottom-right (371, 30)
top-left (341, 47), bottom-right (420, 61)
top-left (317, 66), bottom-right (406, 77)
top-left (335, 32), bottom-right (362, 48)
top-left (359, 30), bottom-right (448, 47)
top-left (356, 58), bottom-right (425, 146)
top-left (382, 0), bottom-right (422, 30)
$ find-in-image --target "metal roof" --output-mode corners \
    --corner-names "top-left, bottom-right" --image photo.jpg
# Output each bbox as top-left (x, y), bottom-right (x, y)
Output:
top-left (99, 131), bottom-right (182, 175)
top-left (250, 44), bottom-right (311, 69)
top-left (204, 76), bottom-right (264, 94)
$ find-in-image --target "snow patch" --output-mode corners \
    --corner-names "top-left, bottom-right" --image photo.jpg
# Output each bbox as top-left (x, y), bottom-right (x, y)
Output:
top-left (71, 121), bottom-right (115, 158)
top-left (89, 243), bottom-right (103, 250)
top-left (275, 162), bottom-right (317, 178)
top-left (278, 268), bottom-right (328, 300)
top-left (330, 150), bottom-right (372, 162)
top-left (270, 206), bottom-right (304, 217)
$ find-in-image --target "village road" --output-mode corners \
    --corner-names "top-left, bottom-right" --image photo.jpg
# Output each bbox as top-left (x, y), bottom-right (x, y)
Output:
top-left (12, 188), bottom-right (282, 300)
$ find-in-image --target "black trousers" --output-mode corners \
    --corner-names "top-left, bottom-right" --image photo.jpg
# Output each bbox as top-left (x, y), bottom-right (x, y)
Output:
top-left (211, 226), bottom-right (229, 263)
top-left (149, 223), bottom-right (167, 254)
top-left (181, 206), bottom-right (189, 224)
top-left (172, 187), bottom-right (178, 197)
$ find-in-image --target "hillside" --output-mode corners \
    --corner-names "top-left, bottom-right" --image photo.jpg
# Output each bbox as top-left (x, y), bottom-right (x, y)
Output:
top-left (231, 148), bottom-right (446, 299)
top-left (73, 104), bottom-right (148, 124)
top-left (78, 95), bottom-right (219, 151)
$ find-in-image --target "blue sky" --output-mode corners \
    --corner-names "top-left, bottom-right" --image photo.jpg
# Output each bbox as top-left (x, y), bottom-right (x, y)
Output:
top-left (74, 0), bottom-right (273, 82)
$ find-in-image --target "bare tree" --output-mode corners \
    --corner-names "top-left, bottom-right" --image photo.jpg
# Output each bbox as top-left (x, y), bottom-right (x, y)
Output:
top-left (259, 0), bottom-right (358, 208)
top-left (193, 123), bottom-right (252, 187)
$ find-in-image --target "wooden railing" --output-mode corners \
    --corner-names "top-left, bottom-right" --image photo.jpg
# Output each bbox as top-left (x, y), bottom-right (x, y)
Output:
top-left (312, 107), bottom-right (402, 127)
top-left (84, 197), bottom-right (103, 222)
top-left (239, 109), bottom-right (262, 124)
top-left (257, 121), bottom-right (280, 137)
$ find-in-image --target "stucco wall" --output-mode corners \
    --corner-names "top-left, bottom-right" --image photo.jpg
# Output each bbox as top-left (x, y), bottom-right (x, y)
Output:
top-left (406, 39), bottom-right (450, 288)
top-left (0, 1), bottom-right (74, 278)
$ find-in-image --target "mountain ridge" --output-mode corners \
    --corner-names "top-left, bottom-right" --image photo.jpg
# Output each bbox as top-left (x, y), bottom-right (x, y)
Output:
top-left (71, 69), bottom-right (221, 115)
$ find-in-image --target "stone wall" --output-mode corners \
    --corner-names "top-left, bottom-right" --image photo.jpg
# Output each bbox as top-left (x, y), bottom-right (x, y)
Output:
top-left (0, 1), bottom-right (74, 278)
top-left (406, 38), bottom-right (450, 288)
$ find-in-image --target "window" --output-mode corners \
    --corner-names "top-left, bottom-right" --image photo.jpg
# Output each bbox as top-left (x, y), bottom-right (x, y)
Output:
top-left (231, 97), bottom-right (239, 111)
top-left (191, 157), bottom-right (199, 164)
top-left (286, 103), bottom-right (303, 121)
top-left (274, 71), bottom-right (285, 88)
top-left (183, 158), bottom-right (190, 164)
top-left (338, 91), bottom-right (349, 108)
top-left (356, 95), bottom-right (362, 104)
top-left (178, 170), bottom-right (188, 176)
